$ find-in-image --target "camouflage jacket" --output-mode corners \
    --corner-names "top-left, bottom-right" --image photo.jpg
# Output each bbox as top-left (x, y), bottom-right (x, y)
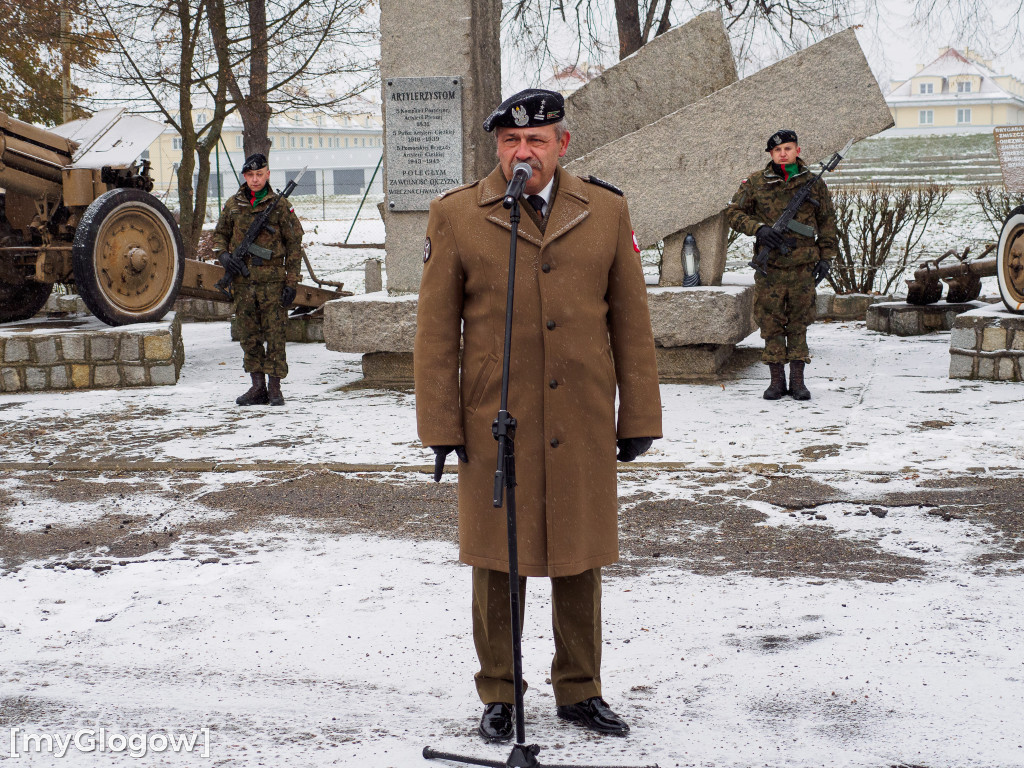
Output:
top-left (725, 159), bottom-right (838, 268)
top-left (211, 184), bottom-right (304, 285)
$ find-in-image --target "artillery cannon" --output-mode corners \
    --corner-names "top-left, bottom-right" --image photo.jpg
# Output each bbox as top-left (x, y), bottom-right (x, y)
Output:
top-left (905, 208), bottom-right (1024, 315)
top-left (0, 109), bottom-right (345, 326)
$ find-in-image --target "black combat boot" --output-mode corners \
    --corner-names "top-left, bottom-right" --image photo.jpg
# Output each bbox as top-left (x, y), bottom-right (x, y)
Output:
top-left (236, 372), bottom-right (269, 406)
top-left (788, 361), bottom-right (811, 400)
top-left (267, 376), bottom-right (285, 406)
top-left (763, 363), bottom-right (787, 400)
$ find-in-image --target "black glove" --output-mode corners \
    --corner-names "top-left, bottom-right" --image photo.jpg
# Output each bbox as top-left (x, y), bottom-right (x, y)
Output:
top-left (281, 285), bottom-right (297, 306)
top-left (218, 250), bottom-right (245, 275)
top-left (813, 260), bottom-right (831, 285)
top-left (431, 445), bottom-right (468, 481)
top-left (616, 437), bottom-right (654, 462)
top-left (755, 225), bottom-right (790, 254)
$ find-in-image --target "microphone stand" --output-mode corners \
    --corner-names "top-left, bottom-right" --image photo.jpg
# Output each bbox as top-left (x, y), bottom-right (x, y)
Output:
top-left (423, 199), bottom-right (659, 768)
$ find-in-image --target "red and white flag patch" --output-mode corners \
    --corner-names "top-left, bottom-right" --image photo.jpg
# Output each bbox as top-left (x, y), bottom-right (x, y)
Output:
top-left (631, 231), bottom-right (641, 253)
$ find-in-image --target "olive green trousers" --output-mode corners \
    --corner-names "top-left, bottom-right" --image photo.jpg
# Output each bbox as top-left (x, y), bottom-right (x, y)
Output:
top-left (472, 566), bottom-right (602, 707)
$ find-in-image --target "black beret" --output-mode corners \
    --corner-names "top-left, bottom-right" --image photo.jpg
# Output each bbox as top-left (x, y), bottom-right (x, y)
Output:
top-left (766, 129), bottom-right (799, 152)
top-left (483, 89), bottom-right (565, 133)
top-left (241, 153), bottom-right (268, 172)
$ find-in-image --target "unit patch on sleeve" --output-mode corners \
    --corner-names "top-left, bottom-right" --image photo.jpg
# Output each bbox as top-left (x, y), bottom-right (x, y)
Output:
top-left (423, 237), bottom-right (431, 263)
top-left (631, 231), bottom-right (641, 254)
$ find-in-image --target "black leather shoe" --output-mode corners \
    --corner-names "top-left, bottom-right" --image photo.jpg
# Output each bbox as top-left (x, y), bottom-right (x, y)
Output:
top-left (556, 697), bottom-right (629, 736)
top-left (478, 702), bottom-right (514, 742)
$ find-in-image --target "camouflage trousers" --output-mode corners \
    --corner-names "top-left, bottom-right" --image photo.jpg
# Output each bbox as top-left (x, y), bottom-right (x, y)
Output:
top-left (234, 281), bottom-right (289, 379)
top-left (753, 263), bottom-right (816, 364)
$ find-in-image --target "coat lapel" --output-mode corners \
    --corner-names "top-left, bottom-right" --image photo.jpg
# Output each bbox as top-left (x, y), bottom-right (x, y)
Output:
top-left (542, 168), bottom-right (589, 249)
top-left (479, 166), bottom-right (543, 248)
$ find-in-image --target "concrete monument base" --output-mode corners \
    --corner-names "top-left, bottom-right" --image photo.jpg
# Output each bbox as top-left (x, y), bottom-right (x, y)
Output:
top-left (867, 301), bottom-right (988, 336)
top-left (1, 314), bottom-right (184, 393)
top-left (948, 305), bottom-right (1024, 382)
top-left (324, 276), bottom-right (755, 384)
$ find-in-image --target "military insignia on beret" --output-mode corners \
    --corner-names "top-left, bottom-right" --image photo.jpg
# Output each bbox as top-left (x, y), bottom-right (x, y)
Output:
top-left (423, 237), bottom-right (431, 263)
top-left (632, 231), bottom-right (641, 254)
top-left (512, 105), bottom-right (529, 126)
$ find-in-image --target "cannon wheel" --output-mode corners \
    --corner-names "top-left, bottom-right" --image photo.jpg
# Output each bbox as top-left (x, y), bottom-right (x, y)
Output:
top-left (0, 279), bottom-right (53, 323)
top-left (72, 188), bottom-right (184, 326)
top-left (997, 205), bottom-right (1024, 315)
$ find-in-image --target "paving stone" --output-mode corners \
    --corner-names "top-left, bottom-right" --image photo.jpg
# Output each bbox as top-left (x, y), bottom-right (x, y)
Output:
top-left (143, 334), bottom-right (173, 361)
top-left (981, 326), bottom-right (1007, 351)
top-left (122, 365), bottom-right (148, 386)
top-left (149, 365), bottom-right (178, 385)
top-left (948, 352), bottom-right (975, 379)
top-left (50, 366), bottom-right (69, 389)
top-left (71, 365), bottom-right (91, 388)
top-left (997, 357), bottom-right (1016, 381)
top-left (4, 339), bottom-right (29, 363)
top-left (90, 336), bottom-right (116, 361)
top-left (34, 338), bottom-right (58, 365)
top-left (61, 335), bottom-right (86, 361)
top-left (25, 368), bottom-right (47, 390)
top-left (120, 336), bottom-right (142, 361)
top-left (949, 327), bottom-right (976, 351)
top-left (94, 365), bottom-right (121, 387)
top-left (1, 367), bottom-right (22, 391)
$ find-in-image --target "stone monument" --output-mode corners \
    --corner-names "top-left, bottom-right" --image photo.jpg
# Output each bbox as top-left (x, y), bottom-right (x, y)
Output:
top-left (324, 9), bottom-right (895, 383)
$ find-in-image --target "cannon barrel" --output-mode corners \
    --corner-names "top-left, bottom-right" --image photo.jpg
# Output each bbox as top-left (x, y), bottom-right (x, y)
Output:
top-left (0, 112), bottom-right (77, 198)
top-left (905, 248), bottom-right (997, 306)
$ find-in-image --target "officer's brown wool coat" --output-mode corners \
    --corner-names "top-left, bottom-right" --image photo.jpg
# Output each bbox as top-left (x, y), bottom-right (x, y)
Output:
top-left (415, 165), bottom-right (663, 578)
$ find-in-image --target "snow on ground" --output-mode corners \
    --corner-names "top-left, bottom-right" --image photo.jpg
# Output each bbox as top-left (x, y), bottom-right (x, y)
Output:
top-left (2, 520), bottom-right (1022, 766)
top-left (0, 318), bottom-right (1021, 477)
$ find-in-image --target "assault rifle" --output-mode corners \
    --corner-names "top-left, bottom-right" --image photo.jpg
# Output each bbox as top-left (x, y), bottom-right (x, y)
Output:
top-left (215, 166), bottom-right (308, 299)
top-left (748, 139), bottom-right (854, 277)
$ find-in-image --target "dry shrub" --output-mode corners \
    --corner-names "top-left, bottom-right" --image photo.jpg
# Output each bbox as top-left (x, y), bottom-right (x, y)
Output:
top-left (829, 183), bottom-right (951, 295)
top-left (969, 184), bottom-right (1024, 236)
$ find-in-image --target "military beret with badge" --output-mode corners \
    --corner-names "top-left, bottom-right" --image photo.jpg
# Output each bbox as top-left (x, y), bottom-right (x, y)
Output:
top-left (241, 152), bottom-right (268, 173)
top-left (483, 88), bottom-right (565, 132)
top-left (765, 129), bottom-right (798, 152)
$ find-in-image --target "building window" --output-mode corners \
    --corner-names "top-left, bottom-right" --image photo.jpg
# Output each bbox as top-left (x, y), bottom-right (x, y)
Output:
top-left (290, 136), bottom-right (296, 148)
top-left (957, 108), bottom-right (972, 124)
top-left (196, 113), bottom-right (207, 125)
top-left (919, 110), bottom-right (933, 125)
top-left (919, 82), bottom-right (933, 94)
top-left (319, 136), bottom-right (324, 148)
top-left (172, 137), bottom-right (183, 149)
top-left (235, 135), bottom-right (243, 148)
top-left (344, 137), bottom-right (349, 147)
top-left (957, 81), bottom-right (972, 93)
top-left (308, 136), bottom-right (314, 148)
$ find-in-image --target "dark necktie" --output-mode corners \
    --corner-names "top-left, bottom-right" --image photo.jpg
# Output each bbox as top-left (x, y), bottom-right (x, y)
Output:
top-left (527, 195), bottom-right (546, 216)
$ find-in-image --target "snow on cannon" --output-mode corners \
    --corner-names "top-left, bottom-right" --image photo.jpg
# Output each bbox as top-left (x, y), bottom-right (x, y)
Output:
top-left (0, 108), bottom-right (346, 326)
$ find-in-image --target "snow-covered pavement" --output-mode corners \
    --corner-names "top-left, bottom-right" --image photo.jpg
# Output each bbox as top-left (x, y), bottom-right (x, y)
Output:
top-left (1, 316), bottom-right (1022, 767)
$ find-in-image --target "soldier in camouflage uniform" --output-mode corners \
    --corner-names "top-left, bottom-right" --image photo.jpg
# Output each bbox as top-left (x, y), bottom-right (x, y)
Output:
top-left (726, 129), bottom-right (837, 401)
top-left (212, 153), bottom-right (303, 406)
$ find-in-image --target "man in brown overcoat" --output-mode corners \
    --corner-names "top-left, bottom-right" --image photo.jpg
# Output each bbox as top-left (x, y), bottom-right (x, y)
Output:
top-left (414, 89), bottom-right (663, 742)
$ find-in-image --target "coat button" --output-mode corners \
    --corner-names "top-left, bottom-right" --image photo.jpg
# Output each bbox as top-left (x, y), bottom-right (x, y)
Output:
top-left (546, 320), bottom-right (556, 330)
top-left (550, 438), bottom-right (559, 447)
top-left (541, 263), bottom-right (551, 273)
top-left (549, 379), bottom-right (558, 389)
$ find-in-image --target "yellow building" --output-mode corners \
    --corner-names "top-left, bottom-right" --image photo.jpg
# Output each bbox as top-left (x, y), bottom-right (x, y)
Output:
top-left (146, 108), bottom-right (383, 197)
top-left (885, 48), bottom-right (1024, 135)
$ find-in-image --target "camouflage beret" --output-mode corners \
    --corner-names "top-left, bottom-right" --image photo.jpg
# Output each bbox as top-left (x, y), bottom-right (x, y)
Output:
top-left (766, 129), bottom-right (799, 151)
top-left (241, 152), bottom-right (268, 172)
top-left (483, 89), bottom-right (565, 133)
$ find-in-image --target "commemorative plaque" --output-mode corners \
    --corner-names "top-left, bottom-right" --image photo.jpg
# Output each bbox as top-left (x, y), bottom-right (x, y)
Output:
top-left (384, 76), bottom-right (463, 211)
top-left (994, 125), bottom-right (1024, 193)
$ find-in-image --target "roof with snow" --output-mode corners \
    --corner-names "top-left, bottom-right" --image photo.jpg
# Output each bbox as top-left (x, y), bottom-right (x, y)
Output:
top-left (887, 48), bottom-right (1024, 105)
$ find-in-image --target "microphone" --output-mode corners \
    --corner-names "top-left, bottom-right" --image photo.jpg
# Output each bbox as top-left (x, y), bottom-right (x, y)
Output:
top-left (502, 162), bottom-right (534, 209)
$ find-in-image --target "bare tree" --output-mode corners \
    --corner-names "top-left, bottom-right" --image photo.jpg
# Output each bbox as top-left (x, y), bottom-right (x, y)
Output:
top-left (91, 0), bottom-right (231, 257)
top-left (503, 0), bottom-right (857, 81)
top-left (211, 0), bottom-right (378, 158)
top-left (909, 0), bottom-right (1024, 57)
